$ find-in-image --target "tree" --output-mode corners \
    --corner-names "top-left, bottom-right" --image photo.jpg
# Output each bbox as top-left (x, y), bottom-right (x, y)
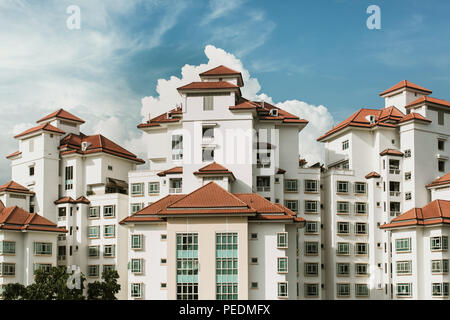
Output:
top-left (2, 283), bottom-right (27, 300)
top-left (87, 269), bottom-right (121, 300)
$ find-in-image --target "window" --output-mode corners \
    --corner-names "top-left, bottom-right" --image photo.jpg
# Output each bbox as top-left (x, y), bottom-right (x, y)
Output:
top-left (405, 192), bottom-right (412, 200)
top-left (438, 139), bottom-right (445, 151)
top-left (29, 166), bottom-right (35, 176)
top-left (396, 283), bottom-right (412, 297)
top-left (337, 222), bottom-right (350, 235)
top-left (131, 283), bottom-right (143, 299)
top-left (104, 245), bottom-right (115, 258)
top-left (432, 283), bottom-right (449, 297)
top-left (203, 95), bottom-right (214, 111)
top-left (177, 233), bottom-right (199, 300)
top-left (304, 284), bottom-right (319, 297)
top-left (354, 182), bottom-right (366, 194)
top-left (172, 135), bottom-right (183, 160)
top-left (103, 265), bottom-right (115, 273)
top-left (430, 236), bottom-right (448, 251)
top-left (342, 140), bottom-right (349, 150)
top-left (0, 241), bottom-right (15, 254)
top-left (130, 203), bottom-right (143, 214)
top-left (250, 233), bottom-right (258, 240)
top-left (336, 181), bottom-right (349, 193)
top-left (396, 261), bottom-right (412, 275)
top-left (355, 223), bottom-right (368, 235)
top-left (304, 201), bottom-right (318, 213)
top-left (131, 183), bottom-right (144, 196)
top-left (284, 179), bottom-right (298, 192)
top-left (0, 263), bottom-right (15, 276)
top-left (337, 202), bottom-right (349, 214)
top-left (256, 176), bottom-right (271, 192)
top-left (305, 242), bottom-right (319, 255)
top-left (202, 147), bottom-right (214, 162)
top-left (88, 246), bottom-right (99, 258)
top-left (107, 165), bottom-right (113, 171)
top-left (355, 263), bottom-right (368, 276)
top-left (284, 200), bottom-right (298, 213)
top-left (304, 180), bottom-right (318, 192)
top-left (34, 242), bottom-right (52, 255)
top-left (431, 259), bottom-right (449, 273)
top-left (396, 238), bottom-right (411, 252)
top-left (131, 235), bottom-right (143, 250)
top-left (131, 259), bottom-right (143, 274)
top-left (148, 182), bottom-right (160, 194)
top-left (250, 257), bottom-right (258, 264)
top-left (88, 265), bottom-right (99, 277)
top-left (337, 283), bottom-right (350, 297)
top-left (88, 206), bottom-right (99, 219)
top-left (277, 257), bottom-right (288, 273)
top-left (33, 264), bottom-right (51, 273)
top-left (103, 205), bottom-right (115, 218)
top-left (277, 282), bottom-right (288, 298)
top-left (104, 225), bottom-right (115, 238)
top-left (438, 160), bottom-right (446, 172)
top-left (277, 233), bottom-right (288, 248)
top-left (438, 110), bottom-right (444, 125)
top-left (304, 263), bottom-right (319, 276)
top-left (405, 172), bottom-right (412, 181)
top-left (305, 222), bottom-right (318, 234)
top-left (355, 243), bottom-right (368, 255)
top-left (337, 242), bottom-right (350, 255)
top-left (336, 263), bottom-right (350, 276)
top-left (202, 126), bottom-right (214, 139)
top-left (161, 234), bottom-right (167, 241)
top-left (355, 284), bottom-right (369, 297)
top-left (250, 282), bottom-right (258, 289)
top-left (404, 149), bottom-right (411, 158)
top-left (169, 178), bottom-right (182, 193)
top-left (355, 202), bottom-right (367, 214)
top-left (88, 226), bottom-right (100, 239)
top-left (64, 166), bottom-right (73, 190)
top-left (256, 152), bottom-right (271, 168)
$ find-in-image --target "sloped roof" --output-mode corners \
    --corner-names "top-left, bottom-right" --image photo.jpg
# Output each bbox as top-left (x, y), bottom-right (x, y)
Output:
top-left (14, 123), bottom-right (65, 139)
top-left (426, 172), bottom-right (450, 188)
top-left (60, 133), bottom-right (145, 164)
top-left (37, 108), bottom-right (85, 124)
top-left (380, 149), bottom-right (404, 157)
top-left (365, 171), bottom-right (381, 179)
top-left (0, 181), bottom-right (34, 194)
top-left (137, 107), bottom-right (182, 129)
top-left (405, 96), bottom-right (450, 109)
top-left (6, 151), bottom-right (22, 159)
top-left (380, 200), bottom-right (450, 229)
top-left (380, 80), bottom-right (432, 97)
top-left (54, 196), bottom-right (90, 205)
top-left (0, 206), bottom-right (67, 233)
top-left (157, 166), bottom-right (183, 177)
top-left (177, 81), bottom-right (240, 92)
top-left (200, 65), bottom-right (242, 76)
top-left (398, 112), bottom-right (432, 124)
top-left (193, 162), bottom-right (235, 179)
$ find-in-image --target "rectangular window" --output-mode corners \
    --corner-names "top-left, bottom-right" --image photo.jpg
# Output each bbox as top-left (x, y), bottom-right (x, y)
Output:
top-left (336, 263), bottom-right (350, 276)
top-left (431, 259), bottom-right (449, 273)
top-left (0, 241), bottom-right (16, 254)
top-left (354, 182), bottom-right (366, 194)
top-left (277, 257), bottom-right (288, 273)
top-left (438, 160), bottom-right (446, 172)
top-left (64, 166), bottom-right (73, 190)
top-left (284, 200), bottom-right (298, 213)
top-left (103, 205), bottom-right (116, 218)
top-left (304, 200), bottom-right (318, 213)
top-left (131, 283), bottom-right (143, 299)
top-left (148, 182), bottom-right (160, 194)
top-left (395, 238), bottom-right (411, 253)
top-left (202, 147), bottom-right (215, 162)
top-left (337, 242), bottom-right (350, 255)
top-left (355, 263), bottom-right (368, 276)
top-left (337, 222), bottom-right (350, 235)
top-left (131, 235), bottom-right (143, 250)
top-left (103, 245), bottom-right (116, 258)
top-left (172, 135), bottom-right (183, 160)
top-left (432, 283), bottom-right (449, 297)
top-left (203, 95), bottom-right (214, 111)
top-left (396, 283), bottom-right (412, 297)
top-left (88, 226), bottom-right (100, 239)
top-left (33, 263), bottom-right (52, 273)
top-left (431, 236), bottom-right (448, 251)
top-left (104, 225), bottom-right (115, 238)
top-left (131, 183), bottom-right (144, 196)
top-left (0, 263), bottom-right (16, 276)
top-left (304, 284), bottom-right (319, 297)
top-left (342, 140), bottom-right (349, 150)
top-left (355, 202), bottom-right (367, 214)
top-left (438, 139), bottom-right (445, 151)
top-left (304, 180), bottom-right (318, 192)
top-left (88, 246), bottom-right (100, 258)
top-left (305, 242), bottom-right (319, 255)
top-left (396, 261), bottom-right (412, 275)
top-left (34, 242), bottom-right (52, 255)
top-left (355, 243), bottom-right (368, 255)
top-left (277, 233), bottom-right (288, 249)
top-left (438, 110), bottom-right (444, 125)
top-left (277, 282), bottom-right (288, 298)
top-left (337, 201), bottom-right (349, 214)
top-left (305, 222), bottom-right (318, 234)
top-left (336, 181), bottom-right (349, 193)
top-left (337, 283), bottom-right (350, 297)
top-left (304, 263), bottom-right (319, 276)
top-left (355, 284), bottom-right (369, 297)
top-left (355, 223), bottom-right (368, 235)
top-left (88, 265), bottom-right (99, 277)
top-left (29, 166), bottom-right (35, 176)
top-left (202, 126), bottom-right (214, 139)
top-left (284, 179), bottom-right (298, 192)
top-left (131, 259), bottom-right (143, 274)
top-left (177, 233), bottom-right (199, 300)
top-left (256, 176), bottom-right (271, 192)
top-left (88, 206), bottom-right (100, 219)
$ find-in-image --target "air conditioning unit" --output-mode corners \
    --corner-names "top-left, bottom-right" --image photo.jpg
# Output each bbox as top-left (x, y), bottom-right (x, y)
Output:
top-left (269, 109), bottom-right (279, 117)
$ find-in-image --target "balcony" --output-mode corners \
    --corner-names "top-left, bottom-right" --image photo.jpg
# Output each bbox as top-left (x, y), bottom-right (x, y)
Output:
top-left (389, 168), bottom-right (400, 175)
top-left (169, 188), bottom-right (183, 194)
top-left (58, 255), bottom-right (66, 261)
top-left (256, 186), bottom-right (270, 192)
top-left (58, 216), bottom-right (66, 222)
top-left (57, 235), bottom-right (66, 241)
top-left (389, 191), bottom-right (401, 197)
top-left (390, 211), bottom-right (400, 217)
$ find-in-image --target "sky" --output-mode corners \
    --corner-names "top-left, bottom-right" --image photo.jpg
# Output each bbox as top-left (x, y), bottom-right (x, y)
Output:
top-left (1, 0), bottom-right (450, 183)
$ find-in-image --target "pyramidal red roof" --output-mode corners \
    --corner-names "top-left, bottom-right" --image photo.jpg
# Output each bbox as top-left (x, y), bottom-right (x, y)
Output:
top-left (0, 181), bottom-right (34, 194)
top-left (157, 166), bottom-right (183, 177)
top-left (380, 80), bottom-right (432, 96)
top-left (398, 112), bottom-right (432, 124)
top-left (193, 162), bottom-right (235, 178)
top-left (405, 96), bottom-right (450, 109)
top-left (177, 81), bottom-right (239, 91)
top-left (137, 107), bottom-right (182, 129)
top-left (200, 65), bottom-right (242, 76)
top-left (14, 123), bottom-right (65, 139)
top-left (37, 109), bottom-right (85, 124)
top-left (427, 172), bottom-right (450, 188)
top-left (0, 206), bottom-right (67, 233)
top-left (381, 200), bottom-right (450, 229)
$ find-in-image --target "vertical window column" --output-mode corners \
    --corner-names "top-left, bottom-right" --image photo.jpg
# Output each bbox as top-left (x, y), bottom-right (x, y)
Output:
top-left (216, 233), bottom-right (238, 300)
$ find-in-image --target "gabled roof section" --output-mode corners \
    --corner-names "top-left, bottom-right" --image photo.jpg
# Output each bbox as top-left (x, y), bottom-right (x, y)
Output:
top-left (427, 172), bottom-right (450, 188)
top-left (380, 149), bottom-right (404, 157)
top-left (398, 112), bottom-right (432, 124)
top-left (380, 200), bottom-right (450, 229)
top-left (0, 181), bottom-right (34, 195)
top-left (14, 123), bottom-right (65, 139)
top-left (137, 107), bottom-right (182, 129)
top-left (405, 96), bottom-right (450, 109)
top-left (193, 162), bottom-right (235, 180)
top-left (365, 171), bottom-right (381, 179)
top-left (54, 196), bottom-right (90, 205)
top-left (0, 206), bottom-right (67, 233)
top-left (157, 166), bottom-right (183, 177)
top-left (37, 108), bottom-right (85, 124)
top-left (380, 80), bottom-right (432, 97)
top-left (200, 65), bottom-right (242, 77)
top-left (60, 133), bottom-right (145, 164)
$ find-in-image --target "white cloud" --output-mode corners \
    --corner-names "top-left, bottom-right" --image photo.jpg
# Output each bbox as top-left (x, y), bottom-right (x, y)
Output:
top-left (202, 0), bottom-right (244, 25)
top-left (140, 45), bottom-right (334, 165)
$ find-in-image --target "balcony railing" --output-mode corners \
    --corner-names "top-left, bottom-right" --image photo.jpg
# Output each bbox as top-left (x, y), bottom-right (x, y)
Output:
top-left (256, 186), bottom-right (270, 192)
top-left (169, 188), bottom-right (183, 194)
top-left (57, 235), bottom-right (66, 241)
top-left (390, 211), bottom-right (400, 217)
top-left (58, 216), bottom-right (66, 222)
top-left (58, 255), bottom-right (66, 261)
top-left (257, 162), bottom-right (271, 168)
top-left (390, 191), bottom-right (401, 197)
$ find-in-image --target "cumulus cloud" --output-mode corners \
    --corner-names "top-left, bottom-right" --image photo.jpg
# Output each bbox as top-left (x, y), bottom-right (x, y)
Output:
top-left (140, 45), bottom-right (334, 165)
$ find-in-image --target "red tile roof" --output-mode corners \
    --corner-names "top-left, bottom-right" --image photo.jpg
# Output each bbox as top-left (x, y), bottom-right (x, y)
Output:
top-left (0, 181), bottom-right (34, 194)
top-left (229, 100), bottom-right (259, 110)
top-left (426, 172), bottom-right (450, 188)
top-left (379, 80), bottom-right (432, 97)
top-left (277, 168), bottom-right (286, 174)
top-left (37, 108), bottom-right (85, 124)
top-left (380, 200), bottom-right (450, 229)
top-left (14, 123), bottom-right (65, 139)
top-left (60, 133), bottom-right (145, 164)
top-left (200, 65), bottom-right (242, 76)
top-left (380, 149), bottom-right (404, 157)
top-left (193, 162), bottom-right (235, 179)
top-left (6, 151), bottom-right (22, 159)
top-left (54, 196), bottom-right (91, 205)
top-left (317, 107), bottom-right (404, 142)
top-left (398, 112), bottom-right (432, 124)
top-left (0, 206), bottom-right (67, 233)
top-left (365, 171), bottom-right (381, 179)
top-left (137, 107), bottom-right (182, 129)
top-left (157, 166), bottom-right (183, 177)
top-left (405, 96), bottom-right (450, 109)
top-left (177, 81), bottom-right (239, 91)
top-left (0, 200), bottom-right (4, 211)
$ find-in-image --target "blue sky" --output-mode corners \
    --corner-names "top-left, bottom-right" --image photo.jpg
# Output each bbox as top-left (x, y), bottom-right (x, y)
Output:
top-left (0, 0), bottom-right (449, 182)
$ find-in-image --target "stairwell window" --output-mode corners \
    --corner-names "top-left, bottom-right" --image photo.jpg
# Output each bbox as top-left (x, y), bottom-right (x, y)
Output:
top-left (438, 139), bottom-right (445, 151)
top-left (29, 166), bottom-right (35, 176)
top-left (64, 166), bottom-right (73, 190)
top-left (438, 110), bottom-right (444, 125)
top-left (438, 159), bottom-right (446, 172)
top-left (203, 95), bottom-right (214, 111)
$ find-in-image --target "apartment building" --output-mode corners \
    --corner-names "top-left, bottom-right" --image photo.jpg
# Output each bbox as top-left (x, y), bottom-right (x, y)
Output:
top-left (121, 65), bottom-right (322, 300)
top-left (4, 109), bottom-right (145, 299)
top-left (318, 80), bottom-right (450, 299)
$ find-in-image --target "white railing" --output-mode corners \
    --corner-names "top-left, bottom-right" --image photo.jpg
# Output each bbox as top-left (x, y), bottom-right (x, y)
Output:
top-left (390, 211), bottom-right (400, 217)
top-left (390, 191), bottom-right (401, 197)
top-left (169, 188), bottom-right (183, 194)
top-left (389, 168), bottom-right (400, 174)
top-left (58, 216), bottom-right (66, 222)
top-left (57, 235), bottom-right (66, 241)
top-left (58, 255), bottom-right (66, 261)
top-left (256, 186), bottom-right (270, 192)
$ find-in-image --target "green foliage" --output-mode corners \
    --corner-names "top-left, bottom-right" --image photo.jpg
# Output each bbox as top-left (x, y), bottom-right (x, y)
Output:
top-left (87, 269), bottom-right (121, 300)
top-left (2, 283), bottom-right (27, 300)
